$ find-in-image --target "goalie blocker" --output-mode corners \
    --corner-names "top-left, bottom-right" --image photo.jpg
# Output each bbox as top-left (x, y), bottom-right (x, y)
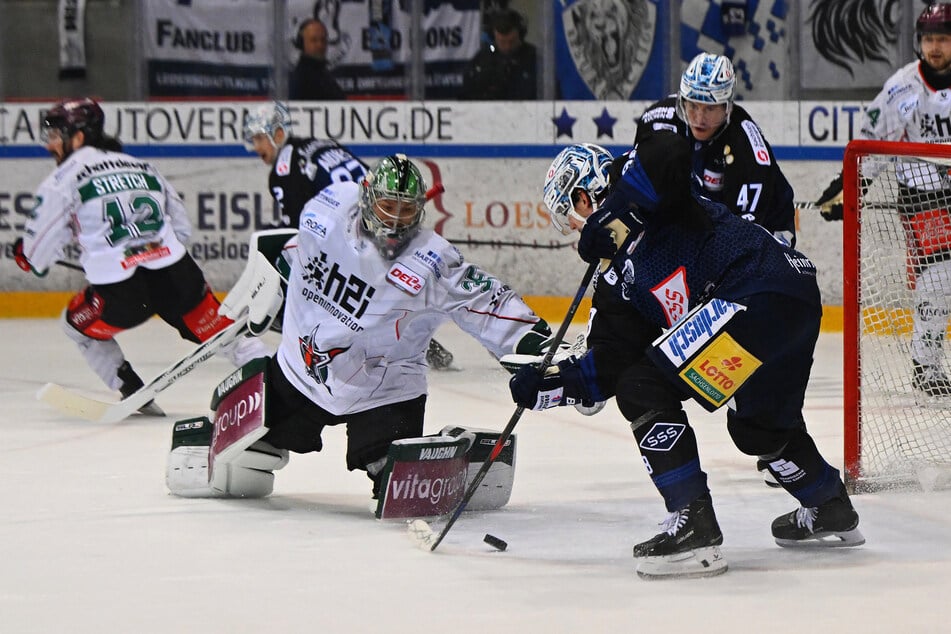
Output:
top-left (166, 357), bottom-right (517, 512)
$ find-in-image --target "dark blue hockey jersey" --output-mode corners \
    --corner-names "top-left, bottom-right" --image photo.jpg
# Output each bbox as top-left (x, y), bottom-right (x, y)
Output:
top-left (635, 98), bottom-right (796, 246)
top-left (598, 178), bottom-right (819, 330)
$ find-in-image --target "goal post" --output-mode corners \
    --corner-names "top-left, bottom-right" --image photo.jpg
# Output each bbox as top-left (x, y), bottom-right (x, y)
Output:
top-left (843, 139), bottom-right (951, 492)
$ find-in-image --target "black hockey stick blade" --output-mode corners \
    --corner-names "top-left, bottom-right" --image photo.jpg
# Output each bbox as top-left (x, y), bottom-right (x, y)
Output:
top-left (427, 261), bottom-right (598, 551)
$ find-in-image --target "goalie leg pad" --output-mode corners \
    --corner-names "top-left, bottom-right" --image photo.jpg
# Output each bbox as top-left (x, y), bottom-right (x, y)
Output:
top-left (166, 359), bottom-right (289, 498)
top-left (440, 425), bottom-right (517, 512)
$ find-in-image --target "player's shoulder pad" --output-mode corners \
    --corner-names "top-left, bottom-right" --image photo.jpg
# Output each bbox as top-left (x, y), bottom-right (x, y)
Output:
top-left (274, 143), bottom-right (294, 177)
top-left (731, 112), bottom-right (772, 167)
top-left (403, 230), bottom-right (464, 280)
top-left (299, 182), bottom-right (359, 236)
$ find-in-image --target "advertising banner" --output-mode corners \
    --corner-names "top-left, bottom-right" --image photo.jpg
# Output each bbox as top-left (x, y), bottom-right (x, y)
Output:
top-left (143, 0), bottom-right (274, 97)
top-left (287, 0), bottom-right (482, 98)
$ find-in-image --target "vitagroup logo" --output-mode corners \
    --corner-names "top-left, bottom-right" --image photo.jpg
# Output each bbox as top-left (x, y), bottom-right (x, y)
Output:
top-left (657, 298), bottom-right (746, 366)
top-left (678, 332), bottom-right (761, 408)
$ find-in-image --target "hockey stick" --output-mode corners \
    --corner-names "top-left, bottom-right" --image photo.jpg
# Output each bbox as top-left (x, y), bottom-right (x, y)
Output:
top-left (413, 261), bottom-right (599, 552)
top-left (37, 319), bottom-right (250, 424)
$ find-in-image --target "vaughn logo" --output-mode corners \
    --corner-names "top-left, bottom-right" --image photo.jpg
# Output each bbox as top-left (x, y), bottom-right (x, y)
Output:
top-left (419, 445), bottom-right (458, 460)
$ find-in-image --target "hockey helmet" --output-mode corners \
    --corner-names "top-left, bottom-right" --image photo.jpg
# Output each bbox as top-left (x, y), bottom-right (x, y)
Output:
top-left (677, 53), bottom-right (736, 124)
top-left (41, 98), bottom-right (104, 145)
top-left (916, 4), bottom-right (951, 58)
top-left (360, 154), bottom-right (427, 259)
top-left (242, 101), bottom-right (291, 150)
top-left (543, 143), bottom-right (613, 235)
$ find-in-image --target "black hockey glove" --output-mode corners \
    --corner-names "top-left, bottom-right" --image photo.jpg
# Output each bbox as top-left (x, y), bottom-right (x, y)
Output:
top-left (815, 173), bottom-right (844, 221)
top-left (577, 220), bottom-right (616, 264)
top-left (509, 358), bottom-right (592, 411)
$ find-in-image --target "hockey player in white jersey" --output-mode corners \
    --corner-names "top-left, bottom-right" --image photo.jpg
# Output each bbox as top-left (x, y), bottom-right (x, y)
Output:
top-left (170, 154), bottom-right (561, 498)
top-left (815, 3), bottom-right (951, 397)
top-left (242, 100), bottom-right (456, 371)
top-left (14, 98), bottom-right (268, 414)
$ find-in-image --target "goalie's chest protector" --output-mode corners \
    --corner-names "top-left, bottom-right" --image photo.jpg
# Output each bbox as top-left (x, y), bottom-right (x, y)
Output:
top-left (278, 183), bottom-right (438, 412)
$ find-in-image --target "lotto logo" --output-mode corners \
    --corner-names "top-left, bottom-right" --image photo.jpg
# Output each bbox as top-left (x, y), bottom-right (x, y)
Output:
top-left (678, 332), bottom-right (761, 409)
top-left (721, 356), bottom-right (743, 371)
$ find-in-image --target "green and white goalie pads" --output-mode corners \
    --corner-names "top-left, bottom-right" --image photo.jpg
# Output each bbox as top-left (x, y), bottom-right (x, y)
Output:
top-left (165, 358), bottom-right (288, 498)
top-left (374, 425), bottom-right (517, 519)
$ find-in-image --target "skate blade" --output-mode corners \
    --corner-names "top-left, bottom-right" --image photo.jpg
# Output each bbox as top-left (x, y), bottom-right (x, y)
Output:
top-left (775, 527), bottom-right (865, 548)
top-left (635, 546), bottom-right (728, 579)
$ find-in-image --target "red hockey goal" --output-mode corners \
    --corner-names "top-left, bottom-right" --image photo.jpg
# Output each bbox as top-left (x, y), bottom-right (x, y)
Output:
top-left (843, 139), bottom-right (951, 491)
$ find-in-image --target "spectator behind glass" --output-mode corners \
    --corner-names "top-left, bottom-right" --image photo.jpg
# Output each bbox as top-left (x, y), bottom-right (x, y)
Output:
top-left (289, 18), bottom-right (345, 101)
top-left (458, 9), bottom-right (538, 100)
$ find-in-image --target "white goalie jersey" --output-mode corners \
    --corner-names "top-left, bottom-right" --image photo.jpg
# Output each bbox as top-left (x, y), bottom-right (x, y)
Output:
top-left (276, 181), bottom-right (543, 415)
top-left (22, 146), bottom-right (191, 283)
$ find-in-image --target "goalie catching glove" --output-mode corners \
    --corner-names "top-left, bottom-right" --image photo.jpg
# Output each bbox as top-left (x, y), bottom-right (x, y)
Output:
top-left (499, 320), bottom-right (576, 374)
top-left (509, 356), bottom-right (599, 411)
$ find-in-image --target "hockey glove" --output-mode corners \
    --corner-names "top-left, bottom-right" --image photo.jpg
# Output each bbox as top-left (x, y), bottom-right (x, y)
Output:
top-left (509, 358), bottom-right (592, 411)
top-left (577, 219), bottom-right (618, 264)
top-left (499, 320), bottom-right (575, 374)
top-left (13, 237), bottom-right (30, 272)
top-left (816, 173), bottom-right (844, 221)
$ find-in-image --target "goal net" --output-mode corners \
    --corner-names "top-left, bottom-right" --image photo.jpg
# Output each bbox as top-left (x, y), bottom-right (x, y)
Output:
top-left (843, 139), bottom-right (951, 491)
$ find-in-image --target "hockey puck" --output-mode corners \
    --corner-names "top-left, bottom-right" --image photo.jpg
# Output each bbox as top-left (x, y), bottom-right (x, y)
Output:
top-left (484, 533), bottom-right (507, 551)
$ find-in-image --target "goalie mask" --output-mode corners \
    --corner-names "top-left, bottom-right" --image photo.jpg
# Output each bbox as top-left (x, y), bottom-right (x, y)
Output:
top-left (360, 155), bottom-right (427, 259)
top-left (243, 101), bottom-right (291, 156)
top-left (677, 53), bottom-right (736, 125)
top-left (543, 143), bottom-right (613, 235)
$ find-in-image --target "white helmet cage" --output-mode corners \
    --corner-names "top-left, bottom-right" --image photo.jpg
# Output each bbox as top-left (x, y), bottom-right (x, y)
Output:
top-left (543, 143), bottom-right (614, 236)
top-left (242, 101), bottom-right (292, 151)
top-left (676, 53), bottom-right (736, 124)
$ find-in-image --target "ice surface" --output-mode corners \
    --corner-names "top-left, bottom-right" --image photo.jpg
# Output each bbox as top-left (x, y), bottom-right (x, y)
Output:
top-left (2, 319), bottom-right (948, 632)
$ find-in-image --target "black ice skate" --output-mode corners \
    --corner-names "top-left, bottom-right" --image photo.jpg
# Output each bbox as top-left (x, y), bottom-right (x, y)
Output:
top-left (912, 362), bottom-right (951, 397)
top-left (633, 494), bottom-right (728, 579)
top-left (772, 486), bottom-right (864, 548)
top-left (117, 361), bottom-right (165, 417)
top-left (426, 338), bottom-right (455, 371)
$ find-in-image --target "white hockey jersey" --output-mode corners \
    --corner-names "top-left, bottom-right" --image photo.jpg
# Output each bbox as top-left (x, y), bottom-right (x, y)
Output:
top-left (861, 60), bottom-right (951, 189)
top-left (23, 146), bottom-right (191, 283)
top-left (276, 181), bottom-right (543, 415)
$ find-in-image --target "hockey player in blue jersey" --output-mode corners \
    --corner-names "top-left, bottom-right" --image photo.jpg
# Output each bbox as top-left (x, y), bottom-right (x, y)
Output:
top-left (511, 131), bottom-right (864, 579)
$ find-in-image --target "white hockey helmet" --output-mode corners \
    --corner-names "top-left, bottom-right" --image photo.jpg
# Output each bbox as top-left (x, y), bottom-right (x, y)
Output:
top-left (242, 101), bottom-right (291, 151)
top-left (543, 143), bottom-right (614, 235)
top-left (677, 53), bottom-right (736, 123)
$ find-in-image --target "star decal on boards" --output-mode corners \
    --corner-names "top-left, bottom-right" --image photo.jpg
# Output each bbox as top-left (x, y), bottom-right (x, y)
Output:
top-left (552, 107), bottom-right (577, 138)
top-left (593, 107), bottom-right (618, 139)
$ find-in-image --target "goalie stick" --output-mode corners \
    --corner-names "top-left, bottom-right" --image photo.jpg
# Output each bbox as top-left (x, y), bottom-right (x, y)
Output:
top-left (413, 261), bottom-right (599, 552)
top-left (37, 319), bottom-right (250, 424)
